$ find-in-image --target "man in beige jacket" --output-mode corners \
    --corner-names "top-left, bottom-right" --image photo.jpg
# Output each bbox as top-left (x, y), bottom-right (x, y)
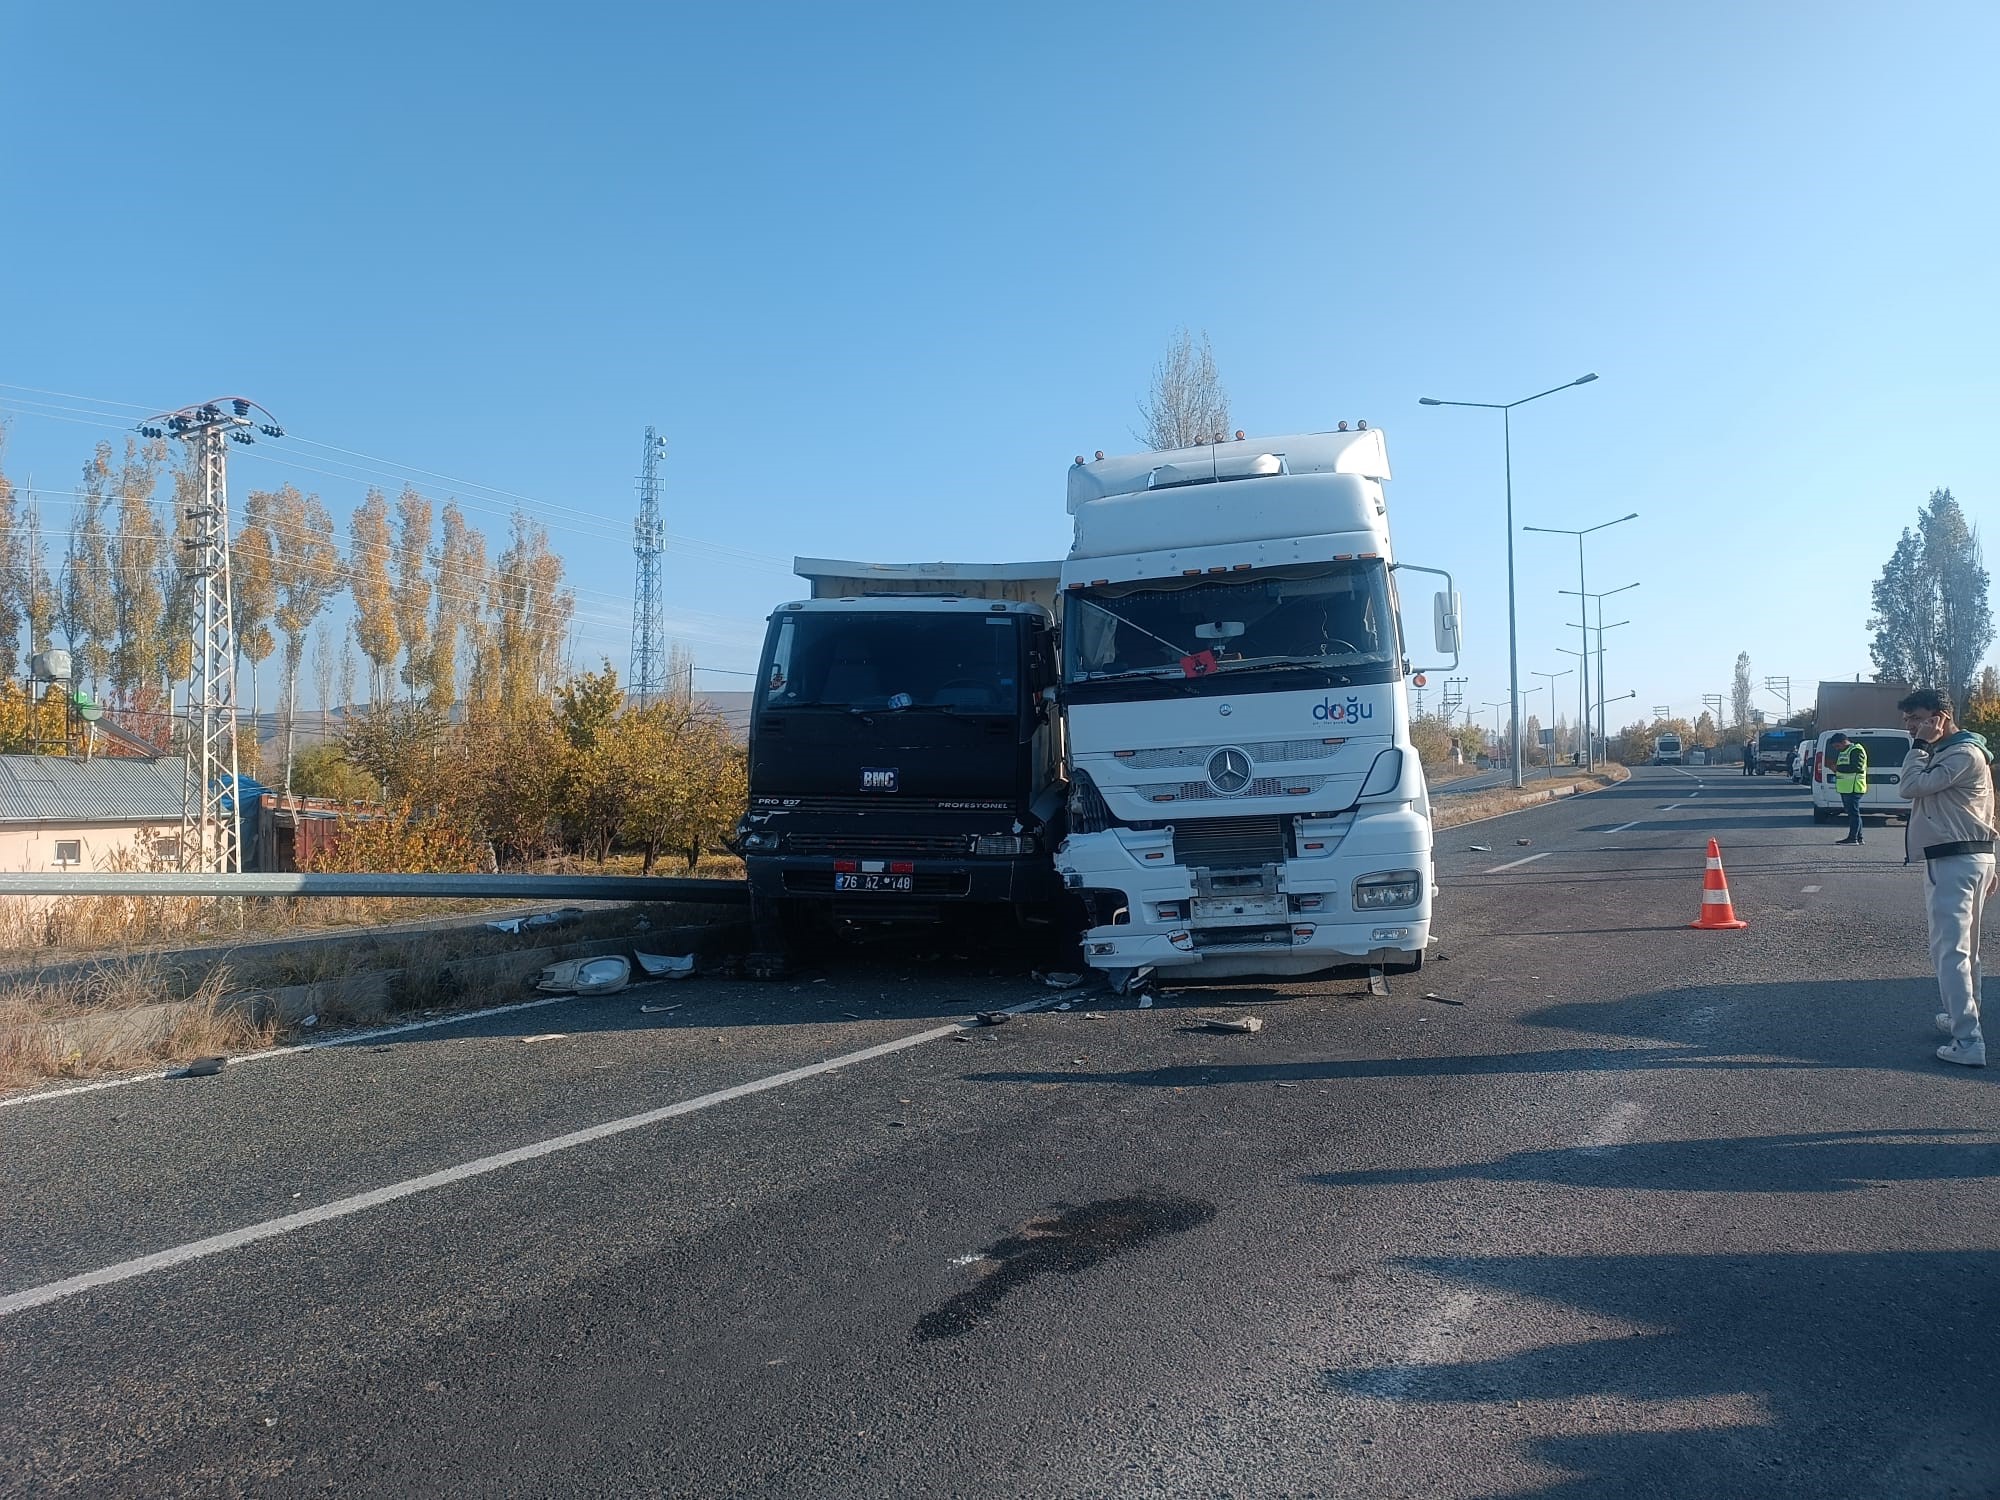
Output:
top-left (1898, 688), bottom-right (1995, 1066)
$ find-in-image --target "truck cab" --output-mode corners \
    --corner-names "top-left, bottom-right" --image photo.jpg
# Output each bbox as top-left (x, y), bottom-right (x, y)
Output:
top-left (1054, 428), bottom-right (1458, 982)
top-left (735, 565), bottom-right (1066, 969)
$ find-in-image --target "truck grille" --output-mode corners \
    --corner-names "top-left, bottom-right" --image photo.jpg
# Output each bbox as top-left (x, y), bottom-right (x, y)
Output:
top-left (1119, 738), bottom-right (1346, 771)
top-left (1168, 816), bottom-right (1287, 870)
top-left (784, 833), bottom-right (972, 857)
top-left (1137, 775), bottom-right (1330, 802)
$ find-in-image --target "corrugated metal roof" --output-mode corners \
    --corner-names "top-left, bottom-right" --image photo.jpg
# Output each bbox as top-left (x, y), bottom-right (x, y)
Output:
top-left (0, 755), bottom-right (187, 823)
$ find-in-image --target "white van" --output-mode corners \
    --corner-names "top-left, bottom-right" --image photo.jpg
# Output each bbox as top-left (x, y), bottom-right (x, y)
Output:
top-left (1809, 728), bottom-right (1914, 824)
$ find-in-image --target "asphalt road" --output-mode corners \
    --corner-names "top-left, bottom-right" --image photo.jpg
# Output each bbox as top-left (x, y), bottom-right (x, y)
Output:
top-left (3, 766), bottom-right (1996, 1499)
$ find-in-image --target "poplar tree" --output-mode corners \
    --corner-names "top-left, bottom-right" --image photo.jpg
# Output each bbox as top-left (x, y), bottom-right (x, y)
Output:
top-left (0, 425), bottom-right (25, 678)
top-left (233, 497), bottom-right (279, 775)
top-left (267, 485), bottom-right (343, 788)
top-left (109, 440), bottom-right (170, 709)
top-left (428, 501), bottom-right (485, 713)
top-left (59, 445), bottom-right (119, 691)
top-left (1136, 328), bottom-right (1233, 451)
top-left (349, 488), bottom-right (399, 704)
top-left (392, 485), bottom-right (433, 701)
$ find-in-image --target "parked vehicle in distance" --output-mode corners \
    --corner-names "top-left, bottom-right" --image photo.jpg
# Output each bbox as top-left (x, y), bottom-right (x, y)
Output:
top-left (1756, 727), bottom-right (1805, 776)
top-left (1652, 732), bottom-right (1683, 766)
top-left (1809, 727), bottom-right (1915, 824)
top-left (1790, 740), bottom-right (1814, 783)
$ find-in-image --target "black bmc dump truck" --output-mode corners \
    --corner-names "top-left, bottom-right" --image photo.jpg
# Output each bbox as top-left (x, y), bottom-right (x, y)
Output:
top-left (732, 560), bottom-right (1067, 972)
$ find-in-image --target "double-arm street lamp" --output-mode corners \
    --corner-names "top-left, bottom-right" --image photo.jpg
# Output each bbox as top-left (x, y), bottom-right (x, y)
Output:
top-left (1530, 669), bottom-right (1572, 776)
top-left (1420, 373), bottom-right (1599, 791)
top-left (1523, 511), bottom-right (1638, 772)
top-left (1561, 581), bottom-right (1639, 754)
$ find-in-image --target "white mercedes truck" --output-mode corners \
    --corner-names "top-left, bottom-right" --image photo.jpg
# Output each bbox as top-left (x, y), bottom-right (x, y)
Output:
top-left (1055, 426), bottom-right (1459, 981)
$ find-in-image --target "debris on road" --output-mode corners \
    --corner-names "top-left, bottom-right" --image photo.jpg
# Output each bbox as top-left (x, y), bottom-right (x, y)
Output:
top-left (1367, 969), bottom-right (1390, 998)
top-left (1055, 1001), bottom-right (1074, 1012)
top-left (1468, 844), bottom-right (1491, 852)
top-left (1205, 1016), bottom-right (1264, 1034)
top-left (485, 917), bottom-right (526, 934)
top-left (1516, 838), bottom-right (1532, 846)
top-left (298, 1013), bottom-right (318, 1029)
top-left (638, 1003), bottom-right (682, 1015)
top-left (1110, 966), bottom-right (1156, 996)
top-left (1423, 992), bottom-right (1466, 1006)
top-left (1275, 1081), bottom-right (1299, 1088)
top-left (523, 907), bottom-right (586, 931)
top-left (1036, 971), bottom-right (1087, 990)
top-left (973, 1011), bottom-right (1010, 1026)
top-left (1082, 1011), bottom-right (1107, 1020)
top-left (633, 951), bottom-right (697, 980)
top-left (1138, 995), bottom-right (1154, 1009)
top-left (522, 1033), bottom-right (568, 1043)
top-left (173, 1056), bottom-right (226, 1078)
top-left (535, 956), bottom-right (631, 996)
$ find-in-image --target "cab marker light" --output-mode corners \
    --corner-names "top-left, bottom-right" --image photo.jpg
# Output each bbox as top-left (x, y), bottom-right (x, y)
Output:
top-left (890, 861), bottom-right (914, 874)
top-left (1293, 926), bottom-right (1315, 940)
top-left (1144, 851), bottom-right (1166, 861)
top-left (1232, 563), bottom-right (1252, 570)
top-left (1114, 749), bottom-right (1136, 758)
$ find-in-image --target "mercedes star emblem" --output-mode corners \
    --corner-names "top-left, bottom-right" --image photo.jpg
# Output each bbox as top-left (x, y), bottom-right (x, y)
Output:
top-left (1206, 746), bottom-right (1253, 795)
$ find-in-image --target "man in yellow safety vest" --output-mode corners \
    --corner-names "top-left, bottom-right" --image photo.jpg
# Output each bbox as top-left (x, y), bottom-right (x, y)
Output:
top-left (1830, 732), bottom-right (1869, 845)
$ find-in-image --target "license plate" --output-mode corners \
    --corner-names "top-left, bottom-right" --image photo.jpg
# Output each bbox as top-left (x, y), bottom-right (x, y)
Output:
top-left (834, 873), bottom-right (914, 893)
top-left (1193, 895), bottom-right (1285, 919)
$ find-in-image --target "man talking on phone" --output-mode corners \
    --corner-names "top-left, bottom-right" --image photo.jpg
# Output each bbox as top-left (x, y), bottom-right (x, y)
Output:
top-left (1898, 688), bottom-right (1995, 1066)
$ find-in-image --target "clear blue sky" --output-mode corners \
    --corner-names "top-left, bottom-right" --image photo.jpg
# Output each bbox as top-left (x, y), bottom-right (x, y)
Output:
top-left (3, 1), bottom-right (1995, 731)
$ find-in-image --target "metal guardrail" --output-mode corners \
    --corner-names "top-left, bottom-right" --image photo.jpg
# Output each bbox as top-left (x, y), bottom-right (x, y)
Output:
top-left (0, 873), bottom-right (750, 903)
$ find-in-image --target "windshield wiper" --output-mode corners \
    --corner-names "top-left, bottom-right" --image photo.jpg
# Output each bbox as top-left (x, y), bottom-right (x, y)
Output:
top-left (1077, 600), bottom-right (1194, 659)
top-left (1210, 654), bottom-right (1378, 682)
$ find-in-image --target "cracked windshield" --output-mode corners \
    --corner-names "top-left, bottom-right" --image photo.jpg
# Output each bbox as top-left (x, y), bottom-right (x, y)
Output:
top-left (2, 6), bottom-right (1995, 1499)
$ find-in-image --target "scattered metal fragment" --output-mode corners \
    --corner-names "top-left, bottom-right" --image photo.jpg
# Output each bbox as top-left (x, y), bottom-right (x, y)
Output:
top-left (639, 1003), bottom-right (682, 1015)
top-left (1423, 992), bottom-right (1466, 1007)
top-left (1468, 844), bottom-right (1491, 852)
top-left (1037, 971), bottom-right (1087, 990)
top-left (1274, 1081), bottom-right (1299, 1088)
top-left (522, 1033), bottom-right (568, 1044)
top-left (841, 1011), bottom-right (861, 1019)
top-left (1138, 995), bottom-right (1154, 1009)
top-left (1516, 838), bottom-right (1532, 846)
top-left (1082, 1011), bottom-right (1107, 1019)
top-left (1367, 968), bottom-right (1390, 998)
top-left (174, 1056), bottom-right (226, 1078)
top-left (632, 951), bottom-right (696, 980)
top-left (973, 1011), bottom-right (1010, 1026)
top-left (1055, 1001), bottom-right (1073, 1012)
top-left (1205, 1016), bottom-right (1263, 1034)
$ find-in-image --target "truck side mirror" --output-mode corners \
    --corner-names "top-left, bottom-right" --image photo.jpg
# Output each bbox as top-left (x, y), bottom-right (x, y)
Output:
top-left (1433, 590), bottom-right (1463, 656)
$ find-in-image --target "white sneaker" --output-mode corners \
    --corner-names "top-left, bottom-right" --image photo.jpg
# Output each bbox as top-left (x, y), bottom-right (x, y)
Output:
top-left (1936, 1038), bottom-right (1987, 1067)
top-left (1937, 1013), bottom-right (1954, 1035)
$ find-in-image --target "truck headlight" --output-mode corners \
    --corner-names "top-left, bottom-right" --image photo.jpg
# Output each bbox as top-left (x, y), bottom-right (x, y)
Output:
top-left (975, 834), bottom-right (1038, 856)
top-left (740, 831), bottom-right (781, 852)
top-left (1353, 869), bottom-right (1422, 909)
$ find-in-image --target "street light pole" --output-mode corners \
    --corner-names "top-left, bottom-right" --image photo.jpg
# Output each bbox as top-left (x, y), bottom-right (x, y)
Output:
top-left (1420, 372), bottom-right (1599, 792)
top-left (1524, 511), bottom-right (1637, 773)
top-left (1532, 668), bottom-right (1573, 776)
top-left (1562, 581), bottom-right (1638, 755)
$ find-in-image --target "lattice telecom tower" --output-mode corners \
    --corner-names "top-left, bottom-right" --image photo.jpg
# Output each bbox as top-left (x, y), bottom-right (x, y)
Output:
top-left (138, 398), bottom-right (283, 874)
top-left (630, 427), bottom-right (667, 704)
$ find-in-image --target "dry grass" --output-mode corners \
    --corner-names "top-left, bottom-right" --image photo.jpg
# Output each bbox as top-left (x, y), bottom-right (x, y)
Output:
top-left (0, 959), bottom-right (276, 1091)
top-left (1434, 766), bottom-right (1629, 830)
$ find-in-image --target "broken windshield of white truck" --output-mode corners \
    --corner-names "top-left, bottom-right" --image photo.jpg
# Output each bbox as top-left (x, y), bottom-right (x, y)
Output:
top-left (759, 612), bottom-right (1021, 714)
top-left (1065, 561), bottom-right (1398, 687)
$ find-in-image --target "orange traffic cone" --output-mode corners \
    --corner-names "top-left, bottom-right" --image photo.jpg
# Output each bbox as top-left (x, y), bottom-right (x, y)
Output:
top-left (1690, 838), bottom-right (1748, 929)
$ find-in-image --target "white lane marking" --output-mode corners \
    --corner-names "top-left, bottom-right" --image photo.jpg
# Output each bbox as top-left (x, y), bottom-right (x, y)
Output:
top-left (1604, 820), bottom-right (1642, 834)
top-left (1656, 803), bottom-right (1682, 811)
top-left (1579, 1100), bottom-right (1643, 1155)
top-left (1482, 851), bottom-right (1552, 874)
top-left (0, 993), bottom-right (583, 1111)
top-left (1802, 885), bottom-right (1821, 894)
top-left (1349, 1289), bottom-right (1481, 1399)
top-left (0, 999), bottom-right (1049, 1319)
